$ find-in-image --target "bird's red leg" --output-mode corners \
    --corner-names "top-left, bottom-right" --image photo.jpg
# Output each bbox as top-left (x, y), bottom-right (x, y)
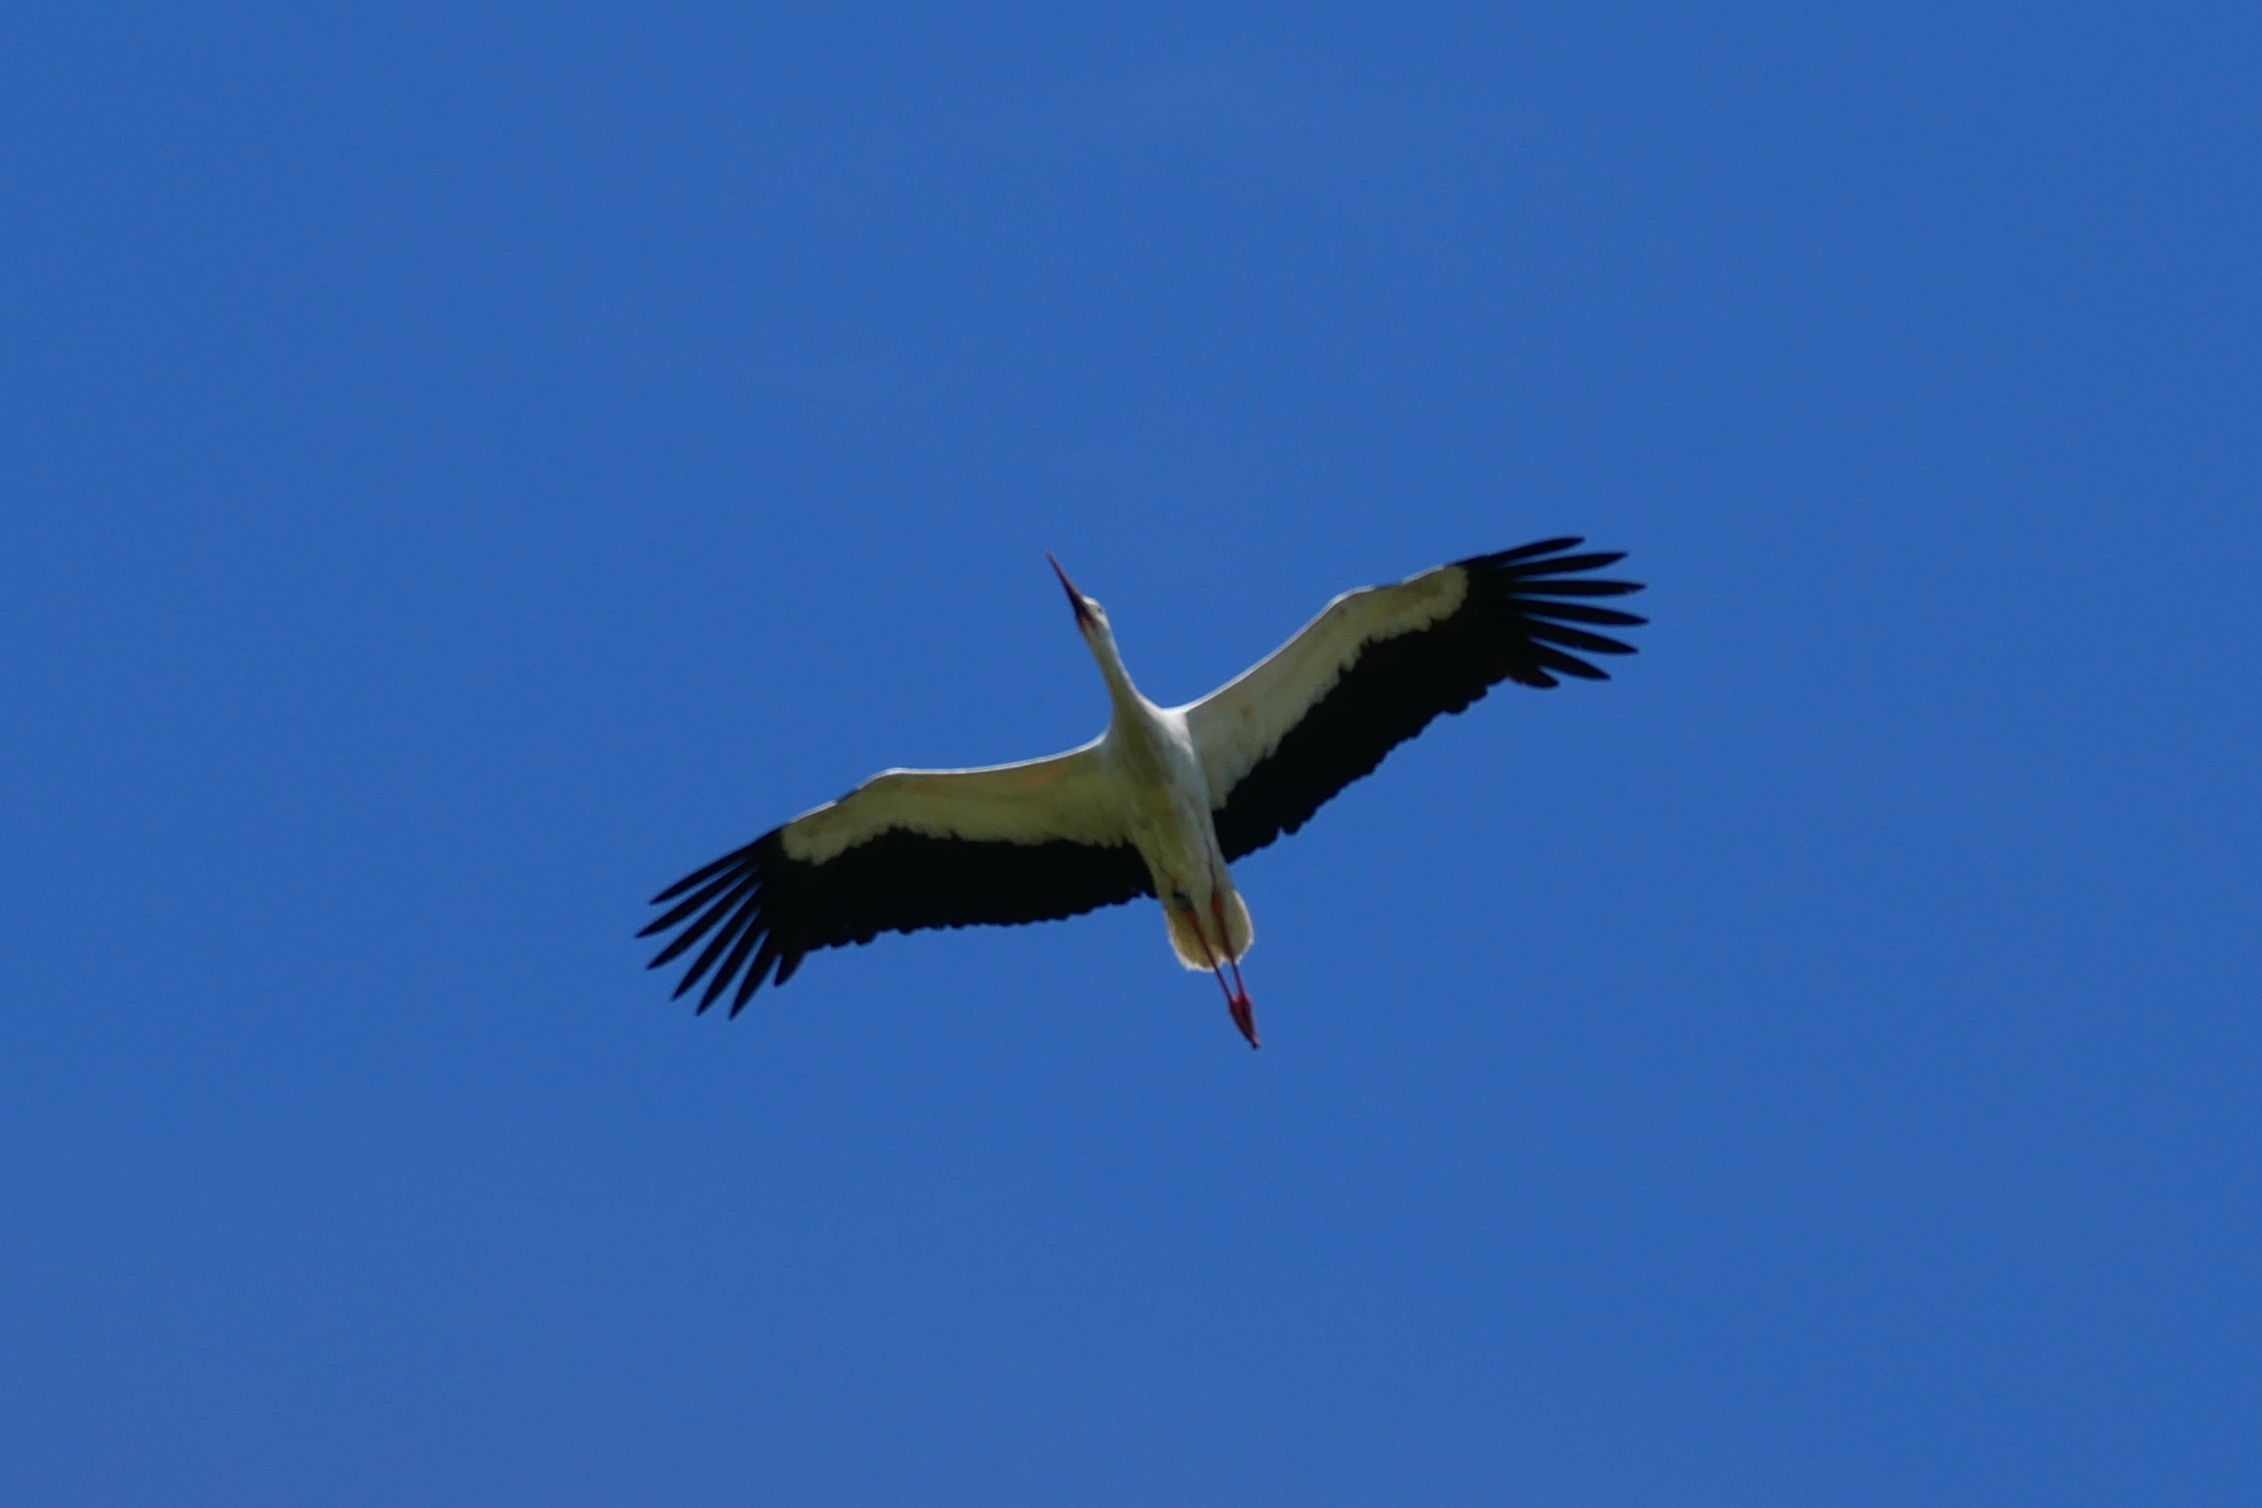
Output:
top-left (1209, 890), bottom-right (1251, 1004)
top-left (1207, 890), bottom-right (1259, 1050)
top-left (1181, 898), bottom-right (1259, 1048)
top-left (1182, 903), bottom-right (1236, 1003)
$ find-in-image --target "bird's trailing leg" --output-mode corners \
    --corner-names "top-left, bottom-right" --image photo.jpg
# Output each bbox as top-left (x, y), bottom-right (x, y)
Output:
top-left (1209, 888), bottom-right (1251, 1009)
top-left (1184, 892), bottom-right (1259, 1050)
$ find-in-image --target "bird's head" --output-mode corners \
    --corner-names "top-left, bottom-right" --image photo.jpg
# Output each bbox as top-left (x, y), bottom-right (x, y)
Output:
top-left (1046, 552), bottom-right (1108, 640)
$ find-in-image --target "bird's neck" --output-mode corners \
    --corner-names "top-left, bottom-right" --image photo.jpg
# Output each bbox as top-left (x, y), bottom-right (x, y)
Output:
top-left (1086, 630), bottom-right (1153, 724)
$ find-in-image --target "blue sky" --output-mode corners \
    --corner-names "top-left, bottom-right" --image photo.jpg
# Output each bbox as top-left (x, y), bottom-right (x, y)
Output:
top-left (4, 3), bottom-right (2257, 1502)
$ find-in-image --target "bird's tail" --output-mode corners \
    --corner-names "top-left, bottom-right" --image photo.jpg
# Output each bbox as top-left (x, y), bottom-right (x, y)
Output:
top-left (1167, 883), bottom-right (1254, 970)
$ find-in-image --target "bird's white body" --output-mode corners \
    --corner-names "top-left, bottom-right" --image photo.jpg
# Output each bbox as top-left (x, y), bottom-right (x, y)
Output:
top-left (1084, 623), bottom-right (1255, 975)
top-left (644, 539), bottom-right (1644, 1046)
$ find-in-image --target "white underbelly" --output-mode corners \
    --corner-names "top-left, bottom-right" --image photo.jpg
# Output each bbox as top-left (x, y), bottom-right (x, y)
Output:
top-left (1099, 698), bottom-right (1254, 964)
top-left (1128, 796), bottom-right (1217, 899)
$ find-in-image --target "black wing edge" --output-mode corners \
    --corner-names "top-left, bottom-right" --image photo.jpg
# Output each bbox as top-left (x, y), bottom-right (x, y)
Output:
top-left (1211, 537), bottom-right (1646, 862)
top-left (638, 827), bottom-right (1153, 1016)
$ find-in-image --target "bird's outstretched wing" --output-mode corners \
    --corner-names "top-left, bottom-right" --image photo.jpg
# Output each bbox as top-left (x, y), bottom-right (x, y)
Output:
top-left (1184, 539), bottom-right (1645, 862)
top-left (640, 745), bottom-right (1150, 1013)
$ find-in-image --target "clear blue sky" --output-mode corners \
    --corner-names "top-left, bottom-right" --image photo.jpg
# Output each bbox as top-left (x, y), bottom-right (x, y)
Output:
top-left (4, 3), bottom-right (2256, 1503)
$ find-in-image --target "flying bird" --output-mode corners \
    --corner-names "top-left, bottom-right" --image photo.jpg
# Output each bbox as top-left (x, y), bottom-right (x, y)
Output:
top-left (641, 538), bottom-right (1645, 1046)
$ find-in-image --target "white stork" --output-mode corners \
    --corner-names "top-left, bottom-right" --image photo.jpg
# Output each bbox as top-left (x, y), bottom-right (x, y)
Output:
top-left (641, 538), bottom-right (1644, 1047)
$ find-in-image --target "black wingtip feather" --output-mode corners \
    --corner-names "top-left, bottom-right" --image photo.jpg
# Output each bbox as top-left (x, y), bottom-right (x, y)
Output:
top-left (1492, 535), bottom-right (1585, 562)
top-left (1528, 620), bottom-right (1640, 657)
top-left (730, 940), bottom-right (779, 1016)
top-left (640, 870), bottom-right (757, 945)
top-left (700, 917), bottom-right (765, 1011)
top-left (675, 896), bottom-right (759, 998)
top-left (1467, 539), bottom-right (1646, 685)
top-left (1512, 578), bottom-right (1643, 597)
top-left (648, 875), bottom-right (758, 970)
top-left (1500, 549), bottom-right (1625, 578)
top-left (648, 840), bottom-right (756, 905)
top-left (1525, 599), bottom-right (1647, 627)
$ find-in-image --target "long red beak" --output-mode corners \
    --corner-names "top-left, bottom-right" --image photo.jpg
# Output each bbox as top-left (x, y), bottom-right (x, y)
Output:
top-left (1045, 552), bottom-right (1095, 630)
